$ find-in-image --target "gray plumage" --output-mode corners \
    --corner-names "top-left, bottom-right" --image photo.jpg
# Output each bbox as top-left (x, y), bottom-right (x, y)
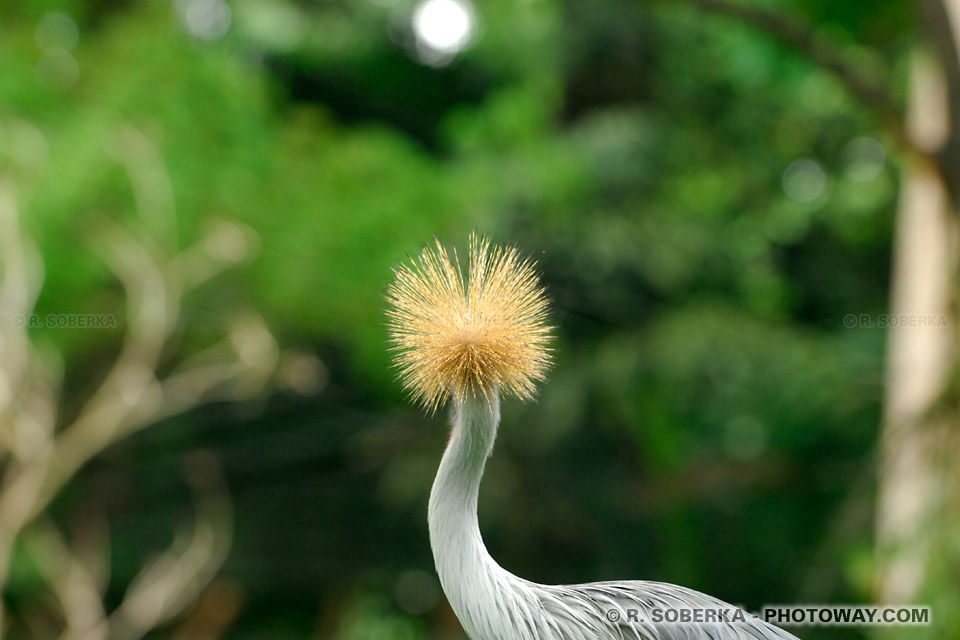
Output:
top-left (428, 394), bottom-right (800, 640)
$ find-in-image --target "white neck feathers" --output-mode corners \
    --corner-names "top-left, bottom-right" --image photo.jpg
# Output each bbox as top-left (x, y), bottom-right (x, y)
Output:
top-left (427, 393), bottom-right (516, 639)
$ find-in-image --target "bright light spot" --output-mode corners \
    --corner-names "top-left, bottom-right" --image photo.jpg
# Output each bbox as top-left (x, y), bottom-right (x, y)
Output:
top-left (843, 136), bottom-right (885, 182)
top-left (412, 0), bottom-right (475, 65)
top-left (35, 13), bottom-right (79, 51)
top-left (35, 49), bottom-right (79, 90)
top-left (413, 0), bottom-right (472, 52)
top-left (175, 0), bottom-right (232, 41)
top-left (782, 158), bottom-right (826, 204)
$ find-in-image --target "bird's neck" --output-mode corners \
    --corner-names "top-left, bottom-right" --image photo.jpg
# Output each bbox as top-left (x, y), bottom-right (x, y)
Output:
top-left (427, 393), bottom-right (507, 634)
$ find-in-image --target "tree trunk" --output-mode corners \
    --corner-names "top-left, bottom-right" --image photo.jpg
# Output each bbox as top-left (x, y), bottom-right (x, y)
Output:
top-left (876, 50), bottom-right (960, 604)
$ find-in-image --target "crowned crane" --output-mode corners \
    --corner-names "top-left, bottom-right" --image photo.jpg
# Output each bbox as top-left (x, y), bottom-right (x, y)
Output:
top-left (386, 234), bottom-right (800, 640)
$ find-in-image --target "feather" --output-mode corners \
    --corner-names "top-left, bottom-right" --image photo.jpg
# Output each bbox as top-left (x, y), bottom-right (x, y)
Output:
top-left (389, 237), bottom-right (801, 640)
top-left (386, 233), bottom-right (552, 412)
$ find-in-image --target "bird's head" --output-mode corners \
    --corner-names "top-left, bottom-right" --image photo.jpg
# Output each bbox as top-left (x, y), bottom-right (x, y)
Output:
top-left (386, 233), bottom-right (553, 413)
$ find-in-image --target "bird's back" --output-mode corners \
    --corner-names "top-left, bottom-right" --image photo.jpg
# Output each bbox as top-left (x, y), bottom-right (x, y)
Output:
top-left (530, 578), bottom-right (801, 640)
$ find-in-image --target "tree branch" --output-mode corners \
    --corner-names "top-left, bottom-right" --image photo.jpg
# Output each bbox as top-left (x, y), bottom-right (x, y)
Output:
top-left (917, 0), bottom-right (960, 204)
top-left (675, 0), bottom-right (929, 163)
top-left (109, 453), bottom-right (232, 640)
top-left (23, 518), bottom-right (109, 640)
top-left (0, 123), bottom-right (293, 637)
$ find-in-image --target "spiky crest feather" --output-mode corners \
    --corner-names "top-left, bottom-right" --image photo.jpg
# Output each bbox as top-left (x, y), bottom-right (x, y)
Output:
top-left (386, 233), bottom-right (552, 412)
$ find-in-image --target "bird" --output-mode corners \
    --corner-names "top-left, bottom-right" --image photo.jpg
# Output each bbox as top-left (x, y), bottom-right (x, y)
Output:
top-left (386, 233), bottom-right (800, 640)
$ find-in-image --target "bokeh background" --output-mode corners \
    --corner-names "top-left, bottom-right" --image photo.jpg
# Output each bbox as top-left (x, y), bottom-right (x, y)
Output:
top-left (1, 0), bottom-right (958, 638)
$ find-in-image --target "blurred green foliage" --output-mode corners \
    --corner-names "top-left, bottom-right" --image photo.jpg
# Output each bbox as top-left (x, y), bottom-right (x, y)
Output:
top-left (0, 0), bottom-right (934, 637)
